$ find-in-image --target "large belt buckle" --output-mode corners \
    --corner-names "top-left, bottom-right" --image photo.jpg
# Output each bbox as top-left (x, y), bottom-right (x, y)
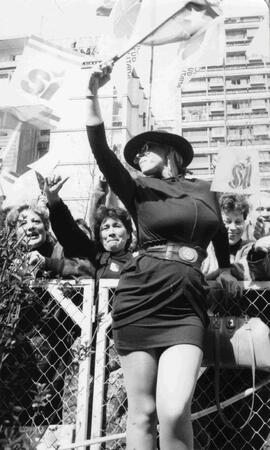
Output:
top-left (178, 246), bottom-right (198, 263)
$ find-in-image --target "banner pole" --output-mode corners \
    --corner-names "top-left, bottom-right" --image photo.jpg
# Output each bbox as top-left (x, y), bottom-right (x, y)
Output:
top-left (147, 45), bottom-right (154, 129)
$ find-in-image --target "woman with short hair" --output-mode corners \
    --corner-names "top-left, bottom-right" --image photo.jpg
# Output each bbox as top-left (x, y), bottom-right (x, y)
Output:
top-left (45, 175), bottom-right (134, 280)
top-left (6, 202), bottom-right (94, 279)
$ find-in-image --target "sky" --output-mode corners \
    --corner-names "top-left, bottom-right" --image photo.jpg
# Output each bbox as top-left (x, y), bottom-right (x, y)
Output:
top-left (0, 0), bottom-right (267, 40)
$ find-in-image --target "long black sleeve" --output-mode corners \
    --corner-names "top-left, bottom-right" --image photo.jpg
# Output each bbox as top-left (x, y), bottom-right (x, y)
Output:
top-left (211, 193), bottom-right (231, 268)
top-left (87, 123), bottom-right (137, 215)
top-left (49, 200), bottom-right (99, 265)
top-left (44, 256), bottom-right (95, 278)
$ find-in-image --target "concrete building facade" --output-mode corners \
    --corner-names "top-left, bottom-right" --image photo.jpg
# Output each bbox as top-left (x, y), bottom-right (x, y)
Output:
top-left (178, 11), bottom-right (270, 187)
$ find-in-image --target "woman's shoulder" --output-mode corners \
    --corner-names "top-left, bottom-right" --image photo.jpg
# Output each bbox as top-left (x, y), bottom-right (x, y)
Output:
top-left (185, 177), bottom-right (212, 192)
top-left (186, 177), bottom-right (210, 186)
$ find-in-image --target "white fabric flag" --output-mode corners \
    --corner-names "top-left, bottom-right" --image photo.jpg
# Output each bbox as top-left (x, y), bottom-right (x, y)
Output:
top-left (3, 170), bottom-right (41, 208)
top-left (1, 35), bottom-right (84, 129)
top-left (0, 171), bottom-right (18, 198)
top-left (27, 151), bottom-right (61, 179)
top-left (104, 0), bottom-right (222, 77)
top-left (211, 148), bottom-right (260, 195)
top-left (175, 16), bottom-right (225, 89)
top-left (128, 0), bottom-right (221, 47)
top-left (246, 17), bottom-right (270, 61)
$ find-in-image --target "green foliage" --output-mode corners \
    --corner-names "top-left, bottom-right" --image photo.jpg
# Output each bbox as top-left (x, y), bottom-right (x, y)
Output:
top-left (0, 221), bottom-right (40, 445)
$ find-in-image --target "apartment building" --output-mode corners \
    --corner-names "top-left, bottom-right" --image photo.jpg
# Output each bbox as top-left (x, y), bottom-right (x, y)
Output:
top-left (179, 10), bottom-right (270, 188)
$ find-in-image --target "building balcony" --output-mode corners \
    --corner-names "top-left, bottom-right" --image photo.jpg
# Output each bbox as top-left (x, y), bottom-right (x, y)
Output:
top-left (251, 103), bottom-right (267, 110)
top-left (191, 64), bottom-right (270, 78)
top-left (226, 44), bottom-right (249, 53)
top-left (185, 136), bottom-right (209, 143)
top-left (209, 104), bottom-right (224, 112)
top-left (181, 118), bottom-right (224, 128)
top-left (250, 77), bottom-right (266, 85)
top-left (209, 80), bottom-right (224, 88)
top-left (227, 107), bottom-right (251, 114)
top-left (211, 130), bottom-right (226, 138)
top-left (253, 130), bottom-right (269, 137)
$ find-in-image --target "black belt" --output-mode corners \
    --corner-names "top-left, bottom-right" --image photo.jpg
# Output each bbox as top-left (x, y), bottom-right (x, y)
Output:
top-left (141, 242), bottom-right (206, 268)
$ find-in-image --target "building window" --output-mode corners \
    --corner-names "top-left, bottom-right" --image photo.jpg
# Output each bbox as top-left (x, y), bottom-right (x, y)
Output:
top-left (182, 105), bottom-right (207, 121)
top-left (250, 75), bottom-right (265, 85)
top-left (251, 99), bottom-right (266, 110)
top-left (226, 52), bottom-right (246, 64)
top-left (212, 127), bottom-right (225, 138)
top-left (182, 129), bottom-right (208, 142)
top-left (226, 29), bottom-right (246, 41)
top-left (253, 125), bottom-right (269, 136)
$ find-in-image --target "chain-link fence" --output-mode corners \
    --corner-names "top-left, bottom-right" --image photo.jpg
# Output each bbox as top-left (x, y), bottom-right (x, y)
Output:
top-left (2, 278), bottom-right (270, 449)
top-left (89, 280), bottom-right (270, 450)
top-left (0, 279), bottom-right (95, 450)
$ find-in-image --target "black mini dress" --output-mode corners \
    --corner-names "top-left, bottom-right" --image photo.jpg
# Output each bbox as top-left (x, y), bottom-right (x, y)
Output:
top-left (87, 124), bottom-right (231, 352)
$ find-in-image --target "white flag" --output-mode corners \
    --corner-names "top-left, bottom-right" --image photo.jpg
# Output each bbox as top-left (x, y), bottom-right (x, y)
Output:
top-left (1, 36), bottom-right (84, 129)
top-left (176, 16), bottom-right (225, 90)
top-left (27, 151), bottom-right (61, 179)
top-left (105, 0), bottom-right (222, 78)
top-left (128, 0), bottom-right (221, 47)
top-left (0, 170), bottom-right (18, 198)
top-left (211, 148), bottom-right (260, 195)
top-left (3, 170), bottom-right (41, 208)
top-left (246, 17), bottom-right (270, 62)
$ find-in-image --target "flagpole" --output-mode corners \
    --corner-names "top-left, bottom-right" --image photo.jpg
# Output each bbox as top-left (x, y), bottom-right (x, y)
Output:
top-left (147, 45), bottom-right (154, 129)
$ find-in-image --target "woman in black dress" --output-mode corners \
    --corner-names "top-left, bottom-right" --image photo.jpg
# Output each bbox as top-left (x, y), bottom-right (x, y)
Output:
top-left (85, 63), bottom-right (240, 450)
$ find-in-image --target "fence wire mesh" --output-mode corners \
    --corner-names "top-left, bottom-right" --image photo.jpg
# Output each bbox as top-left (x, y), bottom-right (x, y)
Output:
top-left (90, 280), bottom-right (270, 450)
top-left (0, 279), bottom-right (94, 450)
top-left (1, 278), bottom-right (270, 450)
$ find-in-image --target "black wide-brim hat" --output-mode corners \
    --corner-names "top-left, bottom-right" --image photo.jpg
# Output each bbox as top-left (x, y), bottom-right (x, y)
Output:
top-left (123, 130), bottom-right (194, 171)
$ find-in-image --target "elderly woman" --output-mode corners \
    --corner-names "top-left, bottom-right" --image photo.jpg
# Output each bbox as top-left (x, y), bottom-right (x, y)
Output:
top-left (6, 202), bottom-right (94, 279)
top-left (83, 62), bottom-right (240, 450)
top-left (2, 201), bottom-right (92, 426)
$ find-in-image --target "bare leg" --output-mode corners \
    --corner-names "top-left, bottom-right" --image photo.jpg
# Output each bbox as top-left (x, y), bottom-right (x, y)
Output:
top-left (119, 349), bottom-right (159, 450)
top-left (156, 344), bottom-right (203, 450)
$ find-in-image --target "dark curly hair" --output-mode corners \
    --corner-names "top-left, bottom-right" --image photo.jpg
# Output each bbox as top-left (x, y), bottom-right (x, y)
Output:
top-left (93, 206), bottom-right (133, 250)
top-left (219, 194), bottom-right (249, 220)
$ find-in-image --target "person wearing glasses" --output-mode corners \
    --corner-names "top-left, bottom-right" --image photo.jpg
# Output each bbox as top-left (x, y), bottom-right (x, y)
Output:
top-left (85, 62), bottom-right (239, 450)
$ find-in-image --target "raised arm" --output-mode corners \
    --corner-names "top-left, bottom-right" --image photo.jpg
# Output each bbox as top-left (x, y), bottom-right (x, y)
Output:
top-left (26, 250), bottom-right (95, 279)
top-left (44, 175), bottom-right (98, 261)
top-left (85, 62), bottom-right (136, 214)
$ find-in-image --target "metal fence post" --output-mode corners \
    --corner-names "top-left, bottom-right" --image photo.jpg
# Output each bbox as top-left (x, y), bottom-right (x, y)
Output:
top-left (75, 279), bottom-right (95, 450)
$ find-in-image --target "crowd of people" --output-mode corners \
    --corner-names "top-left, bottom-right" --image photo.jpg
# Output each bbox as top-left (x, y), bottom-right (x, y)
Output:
top-left (1, 61), bottom-right (270, 448)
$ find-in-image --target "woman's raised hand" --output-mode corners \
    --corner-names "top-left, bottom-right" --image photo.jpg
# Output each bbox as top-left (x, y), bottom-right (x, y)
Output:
top-left (88, 61), bottom-right (114, 96)
top-left (253, 216), bottom-right (265, 240)
top-left (44, 174), bottom-right (69, 205)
